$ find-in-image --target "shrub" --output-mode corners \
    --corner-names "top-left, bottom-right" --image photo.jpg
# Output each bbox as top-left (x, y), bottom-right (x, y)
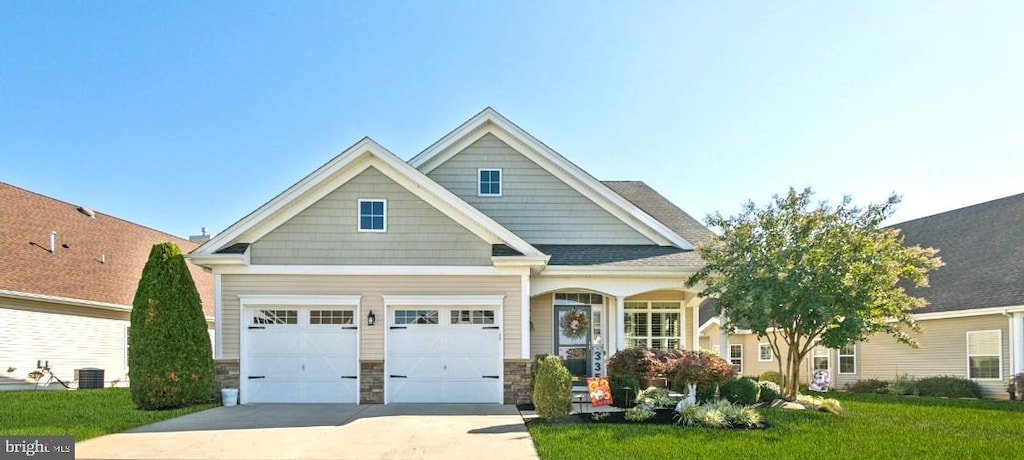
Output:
top-left (624, 406), bottom-right (655, 422)
top-left (636, 387), bottom-right (675, 409)
top-left (759, 371), bottom-right (783, 385)
top-left (532, 355), bottom-right (573, 418)
top-left (663, 349), bottom-right (736, 391)
top-left (529, 354), bottom-right (550, 394)
top-left (695, 383), bottom-right (718, 403)
top-left (758, 380), bottom-right (781, 402)
top-left (720, 376), bottom-right (760, 405)
top-left (129, 243), bottom-right (214, 410)
top-left (845, 378), bottom-right (890, 394)
top-left (916, 376), bottom-right (982, 399)
top-left (606, 348), bottom-right (662, 378)
top-left (889, 373), bottom-right (920, 396)
top-left (1012, 373), bottom-right (1024, 400)
top-left (609, 373), bottom-right (640, 408)
top-left (796, 394), bottom-right (843, 414)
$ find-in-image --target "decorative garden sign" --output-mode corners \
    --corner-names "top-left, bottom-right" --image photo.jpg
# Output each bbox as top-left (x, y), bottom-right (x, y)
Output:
top-left (587, 376), bottom-right (613, 406)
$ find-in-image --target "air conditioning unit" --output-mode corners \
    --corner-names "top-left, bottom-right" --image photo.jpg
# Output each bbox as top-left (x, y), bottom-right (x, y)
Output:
top-left (75, 368), bottom-right (104, 389)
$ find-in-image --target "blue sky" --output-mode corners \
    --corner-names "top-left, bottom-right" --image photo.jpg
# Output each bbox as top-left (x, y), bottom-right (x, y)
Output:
top-left (2, 1), bottom-right (1021, 239)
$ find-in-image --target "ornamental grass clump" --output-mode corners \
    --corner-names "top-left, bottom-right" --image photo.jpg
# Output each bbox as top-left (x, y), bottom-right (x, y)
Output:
top-left (624, 406), bottom-right (655, 423)
top-left (796, 394), bottom-right (843, 414)
top-left (532, 355), bottom-right (573, 418)
top-left (636, 387), bottom-right (675, 409)
top-left (673, 400), bottom-right (763, 428)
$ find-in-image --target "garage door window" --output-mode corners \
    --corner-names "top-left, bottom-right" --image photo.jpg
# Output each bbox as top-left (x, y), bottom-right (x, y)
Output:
top-left (310, 310), bottom-right (354, 325)
top-left (395, 309), bottom-right (439, 325)
top-left (254, 309), bottom-right (298, 325)
top-left (451, 310), bottom-right (495, 325)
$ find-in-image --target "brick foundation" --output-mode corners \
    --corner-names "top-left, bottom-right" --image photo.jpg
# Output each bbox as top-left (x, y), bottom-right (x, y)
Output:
top-left (360, 360), bottom-right (385, 404)
top-left (504, 359), bottom-right (532, 404)
top-left (214, 358), bottom-right (239, 392)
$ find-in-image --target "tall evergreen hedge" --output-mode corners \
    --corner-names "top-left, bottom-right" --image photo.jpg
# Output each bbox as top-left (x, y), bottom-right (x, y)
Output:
top-left (129, 242), bottom-right (214, 409)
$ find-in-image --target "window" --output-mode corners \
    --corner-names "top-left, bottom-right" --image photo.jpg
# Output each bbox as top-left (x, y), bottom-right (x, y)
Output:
top-left (839, 344), bottom-right (856, 374)
top-left (624, 301), bottom-right (683, 350)
top-left (394, 309), bottom-right (438, 325)
top-left (254, 309), bottom-right (298, 325)
top-left (478, 169), bottom-right (502, 196)
top-left (967, 330), bottom-right (1001, 379)
top-left (811, 347), bottom-right (830, 371)
top-left (555, 293), bottom-right (604, 305)
top-left (358, 199), bottom-right (386, 232)
top-left (729, 344), bottom-right (743, 373)
top-left (758, 343), bottom-right (773, 362)
top-left (450, 310), bottom-right (495, 325)
top-left (310, 310), bottom-right (354, 325)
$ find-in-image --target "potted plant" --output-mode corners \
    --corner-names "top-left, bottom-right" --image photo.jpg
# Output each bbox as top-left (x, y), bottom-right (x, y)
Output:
top-left (607, 347), bottom-right (663, 389)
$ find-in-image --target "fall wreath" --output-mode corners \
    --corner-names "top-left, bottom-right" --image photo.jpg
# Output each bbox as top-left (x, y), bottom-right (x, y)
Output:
top-left (560, 309), bottom-right (589, 338)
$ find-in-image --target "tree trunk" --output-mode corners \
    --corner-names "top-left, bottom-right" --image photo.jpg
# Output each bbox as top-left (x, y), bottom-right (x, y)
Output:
top-left (784, 354), bottom-right (802, 399)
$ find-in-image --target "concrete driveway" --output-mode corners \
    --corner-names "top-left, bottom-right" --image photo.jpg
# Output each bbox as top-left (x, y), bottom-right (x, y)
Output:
top-left (76, 404), bottom-right (538, 460)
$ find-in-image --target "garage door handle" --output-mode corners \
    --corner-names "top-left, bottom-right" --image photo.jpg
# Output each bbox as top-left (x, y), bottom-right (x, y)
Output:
top-left (342, 326), bottom-right (358, 330)
top-left (482, 375), bottom-right (499, 379)
top-left (482, 326), bottom-right (500, 330)
top-left (248, 376), bottom-right (266, 379)
top-left (248, 326), bottom-right (265, 330)
top-left (390, 326), bottom-right (407, 330)
top-left (390, 375), bottom-right (407, 378)
top-left (341, 376), bottom-right (357, 379)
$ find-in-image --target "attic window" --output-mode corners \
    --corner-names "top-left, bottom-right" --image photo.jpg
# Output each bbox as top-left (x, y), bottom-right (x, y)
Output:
top-left (478, 169), bottom-right (502, 197)
top-left (358, 199), bottom-right (386, 232)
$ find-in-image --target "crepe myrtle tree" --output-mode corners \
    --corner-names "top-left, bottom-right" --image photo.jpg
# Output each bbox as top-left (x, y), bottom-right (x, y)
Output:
top-left (687, 188), bottom-right (942, 399)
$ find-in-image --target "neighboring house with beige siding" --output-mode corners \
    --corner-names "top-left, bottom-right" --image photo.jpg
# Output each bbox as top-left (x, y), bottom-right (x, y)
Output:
top-left (698, 193), bottom-right (1024, 398)
top-left (0, 182), bottom-right (215, 390)
top-left (189, 107), bottom-right (714, 404)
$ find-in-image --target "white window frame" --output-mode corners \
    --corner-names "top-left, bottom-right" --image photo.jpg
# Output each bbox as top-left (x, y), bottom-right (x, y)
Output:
top-left (966, 330), bottom-right (1002, 380)
top-left (758, 343), bottom-right (773, 362)
top-left (357, 199), bottom-right (387, 232)
top-left (838, 344), bottom-right (856, 374)
top-left (623, 300), bottom-right (684, 350)
top-left (477, 168), bottom-right (502, 197)
top-left (728, 343), bottom-right (743, 374)
top-left (811, 346), bottom-right (830, 371)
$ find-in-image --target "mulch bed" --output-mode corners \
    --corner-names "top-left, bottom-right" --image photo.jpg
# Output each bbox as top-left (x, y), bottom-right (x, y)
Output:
top-left (518, 405), bottom-right (769, 429)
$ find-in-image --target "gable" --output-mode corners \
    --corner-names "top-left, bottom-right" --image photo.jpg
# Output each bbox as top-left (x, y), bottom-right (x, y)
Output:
top-left (251, 167), bottom-right (494, 266)
top-left (426, 133), bottom-right (655, 245)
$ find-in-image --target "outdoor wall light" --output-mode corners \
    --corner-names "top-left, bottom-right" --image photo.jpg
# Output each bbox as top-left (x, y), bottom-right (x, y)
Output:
top-left (367, 310), bottom-right (376, 326)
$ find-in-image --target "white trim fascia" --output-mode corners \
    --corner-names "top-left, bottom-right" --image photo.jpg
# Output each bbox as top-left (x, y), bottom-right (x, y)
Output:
top-left (491, 256), bottom-right (551, 268)
top-left (193, 136), bottom-right (542, 259)
top-left (186, 252), bottom-right (248, 267)
top-left (0, 289), bottom-right (132, 313)
top-left (408, 108), bottom-right (694, 249)
top-left (382, 294), bottom-right (505, 306)
top-left (237, 294), bottom-right (362, 306)
top-left (211, 265), bottom-right (524, 276)
top-left (910, 305), bottom-right (1024, 321)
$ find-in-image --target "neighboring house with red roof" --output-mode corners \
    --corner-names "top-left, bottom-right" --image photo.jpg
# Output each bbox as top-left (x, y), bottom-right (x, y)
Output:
top-left (188, 108), bottom-right (714, 404)
top-left (0, 182), bottom-right (215, 389)
top-left (699, 193), bottom-right (1024, 398)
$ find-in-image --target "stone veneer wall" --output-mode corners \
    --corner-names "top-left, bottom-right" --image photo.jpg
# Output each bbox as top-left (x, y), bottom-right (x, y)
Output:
top-left (214, 358), bottom-right (240, 392)
top-left (360, 360), bottom-right (385, 404)
top-left (504, 359), bottom-right (532, 404)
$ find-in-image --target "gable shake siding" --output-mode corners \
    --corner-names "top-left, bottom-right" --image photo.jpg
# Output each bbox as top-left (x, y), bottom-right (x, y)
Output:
top-left (251, 167), bottom-right (493, 265)
top-left (219, 274), bottom-right (522, 360)
top-left (426, 133), bottom-right (655, 245)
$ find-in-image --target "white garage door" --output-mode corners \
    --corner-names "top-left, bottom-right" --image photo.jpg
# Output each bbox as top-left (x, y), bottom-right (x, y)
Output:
top-left (246, 307), bottom-right (359, 403)
top-left (387, 308), bottom-right (502, 403)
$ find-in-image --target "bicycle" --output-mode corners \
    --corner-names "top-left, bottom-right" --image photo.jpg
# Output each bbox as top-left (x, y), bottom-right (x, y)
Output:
top-left (28, 360), bottom-right (74, 390)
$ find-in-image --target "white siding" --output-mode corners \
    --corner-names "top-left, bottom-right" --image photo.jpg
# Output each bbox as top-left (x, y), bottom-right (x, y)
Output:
top-left (427, 133), bottom-right (654, 245)
top-left (220, 274), bottom-right (522, 360)
top-left (251, 167), bottom-right (493, 265)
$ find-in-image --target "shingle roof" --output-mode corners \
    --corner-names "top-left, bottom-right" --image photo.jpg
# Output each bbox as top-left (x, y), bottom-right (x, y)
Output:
top-left (602, 181), bottom-right (715, 247)
top-left (0, 182), bottom-right (215, 316)
top-left (897, 193), bottom-right (1024, 314)
top-left (535, 244), bottom-right (703, 268)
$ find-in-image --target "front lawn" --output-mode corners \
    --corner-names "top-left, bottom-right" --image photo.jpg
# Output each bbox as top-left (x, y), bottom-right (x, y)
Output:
top-left (528, 393), bottom-right (1024, 459)
top-left (0, 388), bottom-right (218, 441)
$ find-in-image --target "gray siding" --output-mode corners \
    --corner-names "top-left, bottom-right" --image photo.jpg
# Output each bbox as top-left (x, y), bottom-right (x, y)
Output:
top-left (251, 167), bottom-right (493, 265)
top-left (426, 133), bottom-right (654, 245)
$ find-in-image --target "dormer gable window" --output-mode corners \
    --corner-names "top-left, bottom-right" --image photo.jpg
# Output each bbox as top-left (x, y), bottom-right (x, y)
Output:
top-left (358, 199), bottom-right (386, 232)
top-left (478, 169), bottom-right (502, 197)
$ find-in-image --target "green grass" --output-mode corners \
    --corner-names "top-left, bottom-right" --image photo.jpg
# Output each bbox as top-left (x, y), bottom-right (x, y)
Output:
top-left (528, 393), bottom-right (1024, 459)
top-left (0, 388), bottom-right (218, 441)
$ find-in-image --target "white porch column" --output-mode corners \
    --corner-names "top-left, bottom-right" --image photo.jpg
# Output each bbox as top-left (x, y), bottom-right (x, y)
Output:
top-left (521, 272), bottom-right (531, 359)
top-left (691, 301), bottom-right (699, 350)
top-left (616, 296), bottom-right (626, 351)
top-left (718, 310), bottom-right (729, 356)
top-left (1011, 313), bottom-right (1024, 377)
